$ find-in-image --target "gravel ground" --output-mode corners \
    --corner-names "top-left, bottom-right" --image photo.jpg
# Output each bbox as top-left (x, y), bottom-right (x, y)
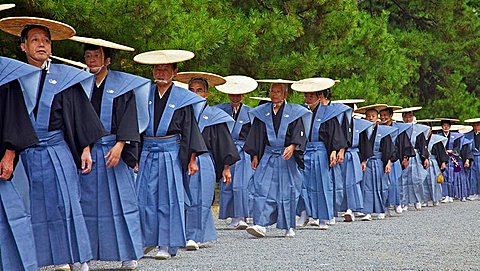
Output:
top-left (43, 200), bottom-right (480, 271)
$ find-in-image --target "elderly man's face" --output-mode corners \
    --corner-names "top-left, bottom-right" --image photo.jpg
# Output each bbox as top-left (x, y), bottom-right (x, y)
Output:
top-left (365, 109), bottom-right (378, 123)
top-left (402, 112), bottom-right (414, 123)
top-left (473, 123), bottom-right (480, 132)
top-left (270, 83), bottom-right (287, 104)
top-left (84, 47), bottom-right (110, 73)
top-left (20, 27), bottom-right (51, 66)
top-left (189, 81), bottom-right (209, 99)
top-left (304, 92), bottom-right (320, 106)
top-left (153, 64), bottom-right (177, 85)
top-left (379, 110), bottom-right (392, 125)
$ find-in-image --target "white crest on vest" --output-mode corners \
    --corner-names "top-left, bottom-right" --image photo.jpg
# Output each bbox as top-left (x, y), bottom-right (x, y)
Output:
top-left (106, 89), bottom-right (114, 94)
top-left (284, 114), bottom-right (290, 118)
top-left (169, 104), bottom-right (176, 108)
top-left (203, 115), bottom-right (209, 120)
top-left (48, 79), bottom-right (57, 85)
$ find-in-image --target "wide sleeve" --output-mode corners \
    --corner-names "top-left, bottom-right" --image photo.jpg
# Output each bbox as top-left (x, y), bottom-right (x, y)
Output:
top-left (359, 130), bottom-right (373, 162)
top-left (396, 132), bottom-right (415, 159)
top-left (461, 143), bottom-right (473, 163)
top-left (57, 84), bottom-right (106, 168)
top-left (169, 105), bottom-right (208, 170)
top-left (244, 117), bottom-right (267, 161)
top-left (285, 117), bottom-right (308, 169)
top-left (320, 117), bottom-right (348, 155)
top-left (381, 135), bottom-right (396, 166)
top-left (112, 91), bottom-right (140, 168)
top-left (432, 142), bottom-right (449, 166)
top-left (1, 81), bottom-right (38, 152)
top-left (342, 114), bottom-right (353, 147)
top-left (203, 123), bottom-right (240, 179)
top-left (238, 122), bottom-right (251, 141)
top-left (415, 134), bottom-right (429, 162)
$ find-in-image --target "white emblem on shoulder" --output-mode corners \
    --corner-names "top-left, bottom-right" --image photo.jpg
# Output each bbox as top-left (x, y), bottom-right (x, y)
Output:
top-left (48, 79), bottom-right (57, 85)
top-left (106, 89), bottom-right (114, 94)
top-left (355, 130), bottom-right (359, 133)
top-left (169, 104), bottom-right (176, 108)
top-left (284, 114), bottom-right (290, 118)
top-left (149, 101), bottom-right (152, 105)
top-left (301, 131), bottom-right (304, 136)
top-left (266, 112), bottom-right (270, 116)
top-left (317, 118), bottom-right (322, 122)
top-left (239, 120), bottom-right (244, 124)
top-left (203, 115), bottom-right (209, 120)
top-left (378, 134), bottom-right (382, 137)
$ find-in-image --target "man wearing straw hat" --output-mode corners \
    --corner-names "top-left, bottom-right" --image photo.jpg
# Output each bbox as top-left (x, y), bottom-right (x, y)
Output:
top-left (436, 118), bottom-right (472, 202)
top-left (215, 75), bottom-right (258, 230)
top-left (0, 54), bottom-right (40, 270)
top-left (416, 120), bottom-right (448, 206)
top-left (395, 107), bottom-right (430, 210)
top-left (0, 17), bottom-right (107, 270)
top-left (67, 36), bottom-right (150, 270)
top-left (354, 104), bottom-right (398, 221)
top-left (291, 78), bottom-right (349, 229)
top-left (133, 50), bottom-right (208, 259)
top-left (464, 118), bottom-right (480, 201)
top-left (244, 79), bottom-right (311, 238)
top-left (378, 106), bottom-right (415, 214)
top-left (332, 99), bottom-right (374, 222)
top-left (175, 72), bottom-right (240, 250)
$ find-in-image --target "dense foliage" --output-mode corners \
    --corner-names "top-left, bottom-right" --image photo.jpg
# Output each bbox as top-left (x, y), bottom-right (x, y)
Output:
top-left (1, 0), bottom-right (479, 119)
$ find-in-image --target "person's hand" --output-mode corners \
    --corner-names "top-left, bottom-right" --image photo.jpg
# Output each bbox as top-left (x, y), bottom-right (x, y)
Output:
top-left (105, 141), bottom-right (125, 168)
top-left (134, 163), bottom-right (139, 173)
top-left (464, 159), bottom-right (470, 169)
top-left (283, 144), bottom-right (296, 160)
top-left (401, 158), bottom-right (409, 169)
top-left (81, 146), bottom-right (92, 174)
top-left (385, 160), bottom-right (392, 174)
top-left (336, 149), bottom-right (345, 164)
top-left (222, 165), bottom-right (232, 185)
top-left (361, 161), bottom-right (367, 172)
top-left (252, 156), bottom-right (258, 170)
top-left (440, 162), bottom-right (446, 170)
top-left (188, 155), bottom-right (199, 176)
top-left (0, 150), bottom-right (15, 180)
top-left (423, 159), bottom-right (429, 169)
top-left (330, 151), bottom-right (337, 167)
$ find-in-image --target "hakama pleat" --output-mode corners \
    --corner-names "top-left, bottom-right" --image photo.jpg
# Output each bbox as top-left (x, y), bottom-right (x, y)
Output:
top-left (386, 160), bottom-right (402, 206)
top-left (400, 152), bottom-right (428, 205)
top-left (468, 155), bottom-right (480, 195)
top-left (341, 149), bottom-right (364, 211)
top-left (80, 135), bottom-right (143, 261)
top-left (423, 157), bottom-right (443, 202)
top-left (362, 156), bottom-right (387, 214)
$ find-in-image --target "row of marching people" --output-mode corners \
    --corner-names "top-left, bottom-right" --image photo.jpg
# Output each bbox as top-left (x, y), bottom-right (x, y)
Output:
top-left (1, 12), bottom-right (479, 271)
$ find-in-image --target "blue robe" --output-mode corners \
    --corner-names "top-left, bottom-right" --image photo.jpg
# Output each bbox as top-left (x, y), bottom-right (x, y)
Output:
top-left (423, 135), bottom-right (447, 202)
top-left (400, 124), bottom-right (429, 205)
top-left (21, 64), bottom-right (103, 267)
top-left (216, 103), bottom-right (254, 220)
top-left (136, 84), bottom-right (205, 249)
top-left (454, 138), bottom-right (472, 199)
top-left (464, 131), bottom-right (480, 196)
top-left (386, 122), bottom-right (411, 207)
top-left (246, 103), bottom-right (311, 230)
top-left (186, 105), bottom-right (235, 243)
top-left (303, 104), bottom-right (348, 220)
top-left (79, 71), bottom-right (149, 261)
top-left (0, 57), bottom-right (40, 271)
top-left (442, 132), bottom-right (464, 198)
top-left (340, 118), bottom-right (373, 212)
top-left (363, 125), bottom-right (398, 214)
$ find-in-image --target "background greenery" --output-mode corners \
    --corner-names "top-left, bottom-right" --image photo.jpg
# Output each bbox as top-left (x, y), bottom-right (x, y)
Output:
top-left (1, 0), bottom-right (479, 119)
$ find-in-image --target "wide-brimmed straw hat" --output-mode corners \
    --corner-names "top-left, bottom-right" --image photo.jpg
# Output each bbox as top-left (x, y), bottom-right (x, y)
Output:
top-left (133, 50), bottom-right (194, 64)
top-left (256, 79), bottom-right (296, 84)
top-left (215, 75), bottom-right (258, 94)
top-left (0, 4), bottom-right (15, 12)
top-left (354, 104), bottom-right (388, 114)
top-left (249, 96), bottom-right (271, 102)
top-left (69, 36), bottom-right (134, 51)
top-left (174, 72), bottom-right (226, 87)
top-left (0, 16), bottom-right (75, 40)
top-left (291, 77), bottom-right (336, 93)
top-left (332, 99), bottom-right (365, 105)
top-left (50, 55), bottom-right (87, 69)
top-left (435, 118), bottom-right (460, 123)
top-left (394, 106), bottom-right (422, 113)
top-left (464, 118), bottom-right (480, 124)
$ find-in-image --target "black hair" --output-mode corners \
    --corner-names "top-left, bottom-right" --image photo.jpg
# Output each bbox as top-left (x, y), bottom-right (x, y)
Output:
top-left (319, 88), bottom-right (332, 100)
top-left (20, 25), bottom-right (51, 43)
top-left (441, 120), bottom-right (452, 125)
top-left (172, 63), bottom-right (177, 70)
top-left (188, 77), bottom-right (209, 90)
top-left (401, 111), bottom-right (414, 117)
top-left (83, 44), bottom-right (112, 60)
top-left (380, 108), bottom-right (394, 116)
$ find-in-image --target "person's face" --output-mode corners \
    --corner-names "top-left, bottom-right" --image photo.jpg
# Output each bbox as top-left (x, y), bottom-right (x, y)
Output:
top-left (379, 110), bottom-right (392, 124)
top-left (153, 64), bottom-right (177, 85)
top-left (270, 84), bottom-right (287, 104)
top-left (402, 112), bottom-right (414, 123)
top-left (189, 81), bottom-right (209, 99)
top-left (442, 123), bottom-right (451, 132)
top-left (365, 109), bottom-right (378, 123)
top-left (317, 91), bottom-right (328, 105)
top-left (473, 123), bottom-right (480, 132)
top-left (304, 92), bottom-right (320, 106)
top-left (228, 94), bottom-right (243, 104)
top-left (20, 27), bottom-right (51, 65)
top-left (84, 48), bottom-right (110, 73)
